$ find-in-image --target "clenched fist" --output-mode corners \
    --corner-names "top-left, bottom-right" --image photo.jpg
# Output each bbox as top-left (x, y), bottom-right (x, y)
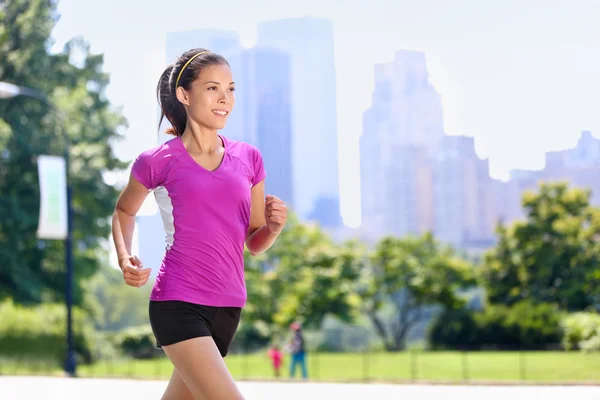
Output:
top-left (265, 194), bottom-right (287, 234)
top-left (119, 255), bottom-right (152, 288)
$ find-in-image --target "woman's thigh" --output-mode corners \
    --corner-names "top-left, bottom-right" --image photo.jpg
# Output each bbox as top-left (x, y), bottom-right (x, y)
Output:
top-left (162, 336), bottom-right (244, 400)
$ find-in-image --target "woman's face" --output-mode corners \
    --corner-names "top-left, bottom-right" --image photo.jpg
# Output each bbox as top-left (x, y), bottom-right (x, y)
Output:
top-left (181, 63), bottom-right (236, 130)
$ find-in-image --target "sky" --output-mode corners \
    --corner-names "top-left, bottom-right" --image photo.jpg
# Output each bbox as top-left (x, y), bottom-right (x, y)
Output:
top-left (50, 0), bottom-right (600, 228)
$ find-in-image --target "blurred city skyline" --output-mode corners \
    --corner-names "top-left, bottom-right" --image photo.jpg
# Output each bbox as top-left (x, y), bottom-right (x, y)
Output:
top-left (50, 0), bottom-right (600, 228)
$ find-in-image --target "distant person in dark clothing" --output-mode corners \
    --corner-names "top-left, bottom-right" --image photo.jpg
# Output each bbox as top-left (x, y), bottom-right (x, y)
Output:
top-left (289, 321), bottom-right (308, 379)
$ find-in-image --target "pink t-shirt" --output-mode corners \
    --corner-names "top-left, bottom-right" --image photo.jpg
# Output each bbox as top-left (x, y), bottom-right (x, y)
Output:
top-left (131, 135), bottom-right (266, 308)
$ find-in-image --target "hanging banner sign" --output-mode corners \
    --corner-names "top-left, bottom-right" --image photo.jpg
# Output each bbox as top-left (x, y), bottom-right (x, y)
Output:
top-left (37, 155), bottom-right (67, 240)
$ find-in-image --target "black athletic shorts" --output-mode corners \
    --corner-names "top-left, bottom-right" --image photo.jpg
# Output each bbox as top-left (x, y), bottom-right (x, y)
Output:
top-left (148, 300), bottom-right (241, 357)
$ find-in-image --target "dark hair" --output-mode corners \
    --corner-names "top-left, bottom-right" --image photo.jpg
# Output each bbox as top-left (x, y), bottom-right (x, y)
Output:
top-left (156, 48), bottom-right (230, 136)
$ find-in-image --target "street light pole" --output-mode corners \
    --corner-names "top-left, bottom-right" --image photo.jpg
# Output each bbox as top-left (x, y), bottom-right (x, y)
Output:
top-left (0, 81), bottom-right (76, 376)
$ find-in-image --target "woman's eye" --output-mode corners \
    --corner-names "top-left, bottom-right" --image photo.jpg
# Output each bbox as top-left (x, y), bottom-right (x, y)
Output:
top-left (208, 87), bottom-right (217, 91)
top-left (229, 87), bottom-right (236, 92)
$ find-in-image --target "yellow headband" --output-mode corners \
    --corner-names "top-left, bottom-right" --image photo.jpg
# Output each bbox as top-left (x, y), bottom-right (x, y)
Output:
top-left (175, 51), bottom-right (208, 88)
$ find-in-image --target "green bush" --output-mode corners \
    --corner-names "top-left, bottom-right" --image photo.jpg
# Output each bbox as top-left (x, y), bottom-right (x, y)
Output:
top-left (89, 331), bottom-right (120, 361)
top-left (429, 301), bottom-right (564, 350)
top-left (0, 298), bottom-right (95, 364)
top-left (428, 307), bottom-right (478, 349)
top-left (116, 325), bottom-right (161, 359)
top-left (580, 335), bottom-right (600, 353)
top-left (561, 312), bottom-right (600, 352)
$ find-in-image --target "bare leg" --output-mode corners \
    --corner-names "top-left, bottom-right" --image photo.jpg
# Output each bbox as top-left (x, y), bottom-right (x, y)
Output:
top-left (161, 368), bottom-right (195, 400)
top-left (162, 337), bottom-right (244, 400)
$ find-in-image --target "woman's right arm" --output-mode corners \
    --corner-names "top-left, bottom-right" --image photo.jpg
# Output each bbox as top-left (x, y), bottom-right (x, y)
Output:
top-left (112, 174), bottom-right (152, 287)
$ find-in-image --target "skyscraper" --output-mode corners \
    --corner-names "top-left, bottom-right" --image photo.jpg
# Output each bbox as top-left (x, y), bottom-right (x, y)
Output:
top-left (361, 50), bottom-right (444, 238)
top-left (251, 48), bottom-right (294, 207)
top-left (368, 50), bottom-right (445, 149)
top-left (433, 135), bottom-right (495, 247)
top-left (224, 47), bottom-right (294, 206)
top-left (257, 17), bottom-right (341, 227)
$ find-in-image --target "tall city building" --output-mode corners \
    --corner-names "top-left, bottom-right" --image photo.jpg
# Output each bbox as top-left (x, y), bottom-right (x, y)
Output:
top-left (360, 50), bottom-right (444, 238)
top-left (361, 52), bottom-right (600, 251)
top-left (257, 17), bottom-right (341, 227)
top-left (370, 50), bottom-right (445, 149)
top-left (388, 144), bottom-right (434, 236)
top-left (492, 178), bottom-right (525, 226)
top-left (433, 135), bottom-right (495, 247)
top-left (224, 47), bottom-right (294, 206)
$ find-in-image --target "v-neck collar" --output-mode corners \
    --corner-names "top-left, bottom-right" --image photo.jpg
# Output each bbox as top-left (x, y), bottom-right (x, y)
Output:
top-left (176, 134), bottom-right (227, 173)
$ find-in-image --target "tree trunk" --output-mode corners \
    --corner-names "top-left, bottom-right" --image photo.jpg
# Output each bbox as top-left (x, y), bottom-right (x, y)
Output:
top-left (368, 312), bottom-right (394, 351)
top-left (391, 301), bottom-right (423, 351)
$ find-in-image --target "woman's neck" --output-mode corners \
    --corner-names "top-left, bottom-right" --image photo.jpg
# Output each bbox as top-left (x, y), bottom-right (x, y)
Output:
top-left (181, 121), bottom-right (221, 154)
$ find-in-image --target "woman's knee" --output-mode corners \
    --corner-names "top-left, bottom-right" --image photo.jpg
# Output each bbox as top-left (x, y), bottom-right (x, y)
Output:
top-left (161, 369), bottom-right (195, 400)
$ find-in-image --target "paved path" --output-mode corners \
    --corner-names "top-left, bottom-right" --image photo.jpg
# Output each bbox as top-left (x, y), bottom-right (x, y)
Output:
top-left (1, 376), bottom-right (600, 399)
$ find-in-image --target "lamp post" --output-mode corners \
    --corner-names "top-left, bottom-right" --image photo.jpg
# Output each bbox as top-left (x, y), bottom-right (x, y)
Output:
top-left (0, 81), bottom-right (76, 376)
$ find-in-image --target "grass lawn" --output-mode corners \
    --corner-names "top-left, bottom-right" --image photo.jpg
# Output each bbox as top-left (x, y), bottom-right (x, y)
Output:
top-left (3, 351), bottom-right (600, 384)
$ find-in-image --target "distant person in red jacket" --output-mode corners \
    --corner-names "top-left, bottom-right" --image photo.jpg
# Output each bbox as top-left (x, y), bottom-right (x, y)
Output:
top-left (267, 344), bottom-right (284, 378)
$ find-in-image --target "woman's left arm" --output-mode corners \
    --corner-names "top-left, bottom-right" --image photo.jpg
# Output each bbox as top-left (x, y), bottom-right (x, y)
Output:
top-left (245, 180), bottom-right (287, 255)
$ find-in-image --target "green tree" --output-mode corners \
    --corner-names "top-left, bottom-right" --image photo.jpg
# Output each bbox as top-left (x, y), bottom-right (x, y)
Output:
top-left (360, 233), bottom-right (474, 351)
top-left (242, 216), bottom-right (362, 339)
top-left (481, 182), bottom-right (600, 311)
top-left (83, 264), bottom-right (153, 332)
top-left (0, 0), bottom-right (128, 305)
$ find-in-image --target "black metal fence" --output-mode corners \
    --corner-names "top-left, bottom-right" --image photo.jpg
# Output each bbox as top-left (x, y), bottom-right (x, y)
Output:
top-left (2, 346), bottom-right (599, 384)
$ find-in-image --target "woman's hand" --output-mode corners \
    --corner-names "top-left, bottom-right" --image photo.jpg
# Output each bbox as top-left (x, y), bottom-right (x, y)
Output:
top-left (119, 255), bottom-right (152, 288)
top-left (264, 195), bottom-right (287, 234)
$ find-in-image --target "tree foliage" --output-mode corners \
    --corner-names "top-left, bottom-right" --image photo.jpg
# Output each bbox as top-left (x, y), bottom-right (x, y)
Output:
top-left (0, 0), bottom-right (128, 305)
top-left (83, 264), bottom-right (152, 332)
top-left (360, 233), bottom-right (475, 351)
top-left (243, 215), bottom-right (363, 339)
top-left (481, 182), bottom-right (600, 311)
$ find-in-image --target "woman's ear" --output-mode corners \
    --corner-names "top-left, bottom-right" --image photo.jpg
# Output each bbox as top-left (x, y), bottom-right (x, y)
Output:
top-left (175, 86), bottom-right (190, 107)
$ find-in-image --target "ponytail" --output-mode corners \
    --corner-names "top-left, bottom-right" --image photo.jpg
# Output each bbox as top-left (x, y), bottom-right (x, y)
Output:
top-left (156, 64), bottom-right (187, 136)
